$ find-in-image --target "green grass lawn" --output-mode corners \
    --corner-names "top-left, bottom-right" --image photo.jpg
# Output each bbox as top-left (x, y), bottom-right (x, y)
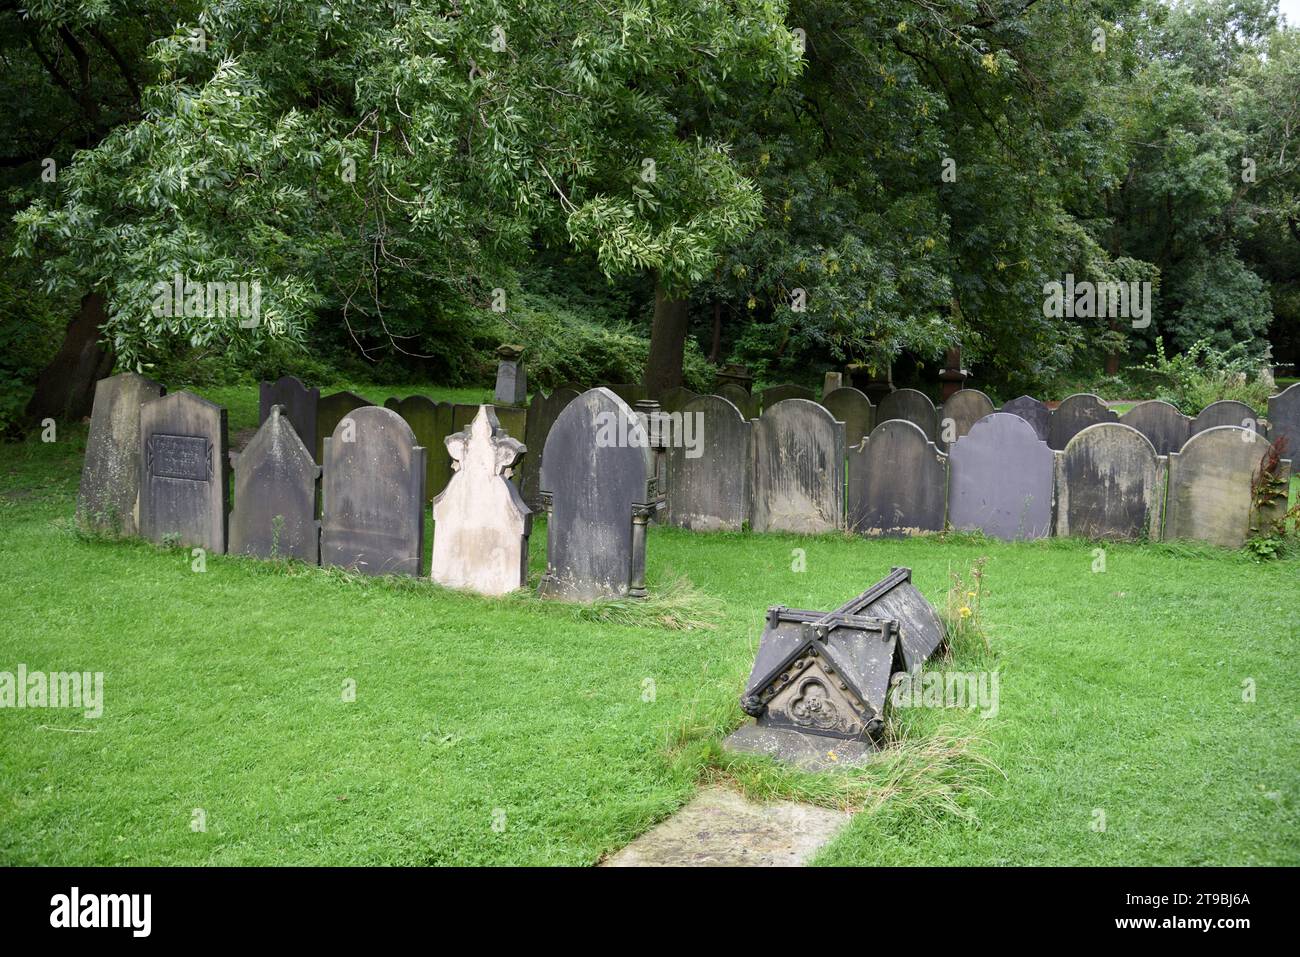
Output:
top-left (1, 386), bottom-right (1297, 866)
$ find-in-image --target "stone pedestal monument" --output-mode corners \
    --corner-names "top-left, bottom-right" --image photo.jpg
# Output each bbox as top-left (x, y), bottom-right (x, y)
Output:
top-left (493, 344), bottom-right (527, 407)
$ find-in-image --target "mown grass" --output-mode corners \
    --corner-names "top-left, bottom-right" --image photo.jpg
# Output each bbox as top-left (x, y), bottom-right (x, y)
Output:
top-left (0, 389), bottom-right (1297, 866)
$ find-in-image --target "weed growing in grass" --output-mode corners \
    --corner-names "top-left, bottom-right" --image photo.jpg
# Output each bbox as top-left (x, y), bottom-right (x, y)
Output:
top-left (941, 556), bottom-right (992, 663)
top-left (572, 575), bottom-right (723, 631)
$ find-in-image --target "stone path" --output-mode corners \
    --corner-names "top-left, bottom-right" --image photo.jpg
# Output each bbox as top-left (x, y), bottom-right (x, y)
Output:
top-left (602, 787), bottom-right (850, 867)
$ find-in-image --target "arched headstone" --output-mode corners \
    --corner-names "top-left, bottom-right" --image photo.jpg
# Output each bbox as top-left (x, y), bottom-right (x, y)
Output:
top-left (664, 395), bottom-right (750, 531)
top-left (1165, 426), bottom-right (1290, 548)
top-left (999, 395), bottom-right (1050, 442)
top-left (258, 375), bottom-right (318, 457)
top-left (876, 388), bottom-right (939, 443)
top-left (599, 382), bottom-right (648, 406)
top-left (940, 389), bottom-right (995, 448)
top-left (321, 406), bottom-right (426, 576)
top-left (390, 395), bottom-right (454, 501)
top-left (847, 420), bottom-right (947, 536)
top-left (229, 405), bottom-right (320, 562)
top-left (1119, 400), bottom-right (1191, 456)
top-left (821, 387), bottom-right (875, 448)
top-left (1048, 393), bottom-right (1117, 451)
top-left (315, 390), bottom-right (373, 463)
top-left (78, 372), bottom-right (165, 536)
top-left (1054, 423), bottom-right (1164, 540)
top-left (539, 388), bottom-right (655, 600)
top-left (760, 383), bottom-right (814, 410)
top-left (139, 391), bottom-right (230, 552)
top-left (518, 387), bottom-right (579, 510)
top-left (948, 412), bottom-right (1053, 540)
top-left (1191, 399), bottom-right (1261, 437)
top-left (716, 383), bottom-right (759, 420)
top-left (1268, 383), bottom-right (1300, 457)
top-left (431, 406), bottom-right (531, 595)
top-left (750, 399), bottom-right (845, 534)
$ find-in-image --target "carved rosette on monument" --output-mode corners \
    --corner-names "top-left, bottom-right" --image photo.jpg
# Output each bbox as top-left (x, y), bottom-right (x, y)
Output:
top-left (727, 568), bottom-right (945, 770)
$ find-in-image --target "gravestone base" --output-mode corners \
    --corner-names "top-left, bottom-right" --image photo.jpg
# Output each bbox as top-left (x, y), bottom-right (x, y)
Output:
top-left (723, 722), bottom-right (877, 772)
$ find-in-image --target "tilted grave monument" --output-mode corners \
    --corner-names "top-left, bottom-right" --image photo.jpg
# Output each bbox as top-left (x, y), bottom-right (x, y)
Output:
top-left (78, 372), bottom-right (164, 536)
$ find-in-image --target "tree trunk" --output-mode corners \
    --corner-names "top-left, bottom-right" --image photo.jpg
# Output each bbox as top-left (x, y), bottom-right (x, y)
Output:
top-left (643, 277), bottom-right (690, 397)
top-left (24, 292), bottom-right (115, 426)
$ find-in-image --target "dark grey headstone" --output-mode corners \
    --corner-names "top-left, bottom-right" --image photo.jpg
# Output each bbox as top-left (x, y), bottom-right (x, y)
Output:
top-left (315, 390), bottom-right (373, 463)
top-left (999, 395), bottom-right (1051, 442)
top-left (716, 383), bottom-right (759, 419)
top-left (1268, 383), bottom-right (1300, 457)
top-left (600, 382), bottom-right (648, 406)
top-left (876, 388), bottom-right (939, 443)
top-left (1054, 423), bottom-right (1164, 541)
top-left (519, 388), bottom-right (579, 510)
top-left (948, 412), bottom-right (1053, 540)
top-left (258, 375), bottom-right (318, 458)
top-left (1119, 400), bottom-right (1191, 456)
top-left (821, 387), bottom-right (875, 447)
top-left (750, 399), bottom-right (845, 534)
top-left (389, 395), bottom-right (451, 501)
top-left (494, 359), bottom-right (527, 406)
top-left (77, 372), bottom-right (165, 536)
top-left (657, 386), bottom-right (699, 414)
top-left (664, 395), bottom-right (750, 531)
top-left (228, 405), bottom-right (320, 561)
top-left (1048, 393), bottom-right (1117, 451)
top-left (847, 420), bottom-right (947, 536)
top-left (1191, 399), bottom-right (1261, 437)
top-left (939, 389), bottom-right (995, 449)
top-left (539, 388), bottom-right (653, 600)
top-left (1165, 426), bottom-right (1290, 548)
top-left (139, 391), bottom-right (230, 551)
top-left (760, 383), bottom-right (815, 410)
top-left (320, 406), bottom-right (426, 576)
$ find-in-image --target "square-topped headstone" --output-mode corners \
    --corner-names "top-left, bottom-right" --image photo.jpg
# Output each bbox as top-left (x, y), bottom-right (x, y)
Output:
top-left (78, 372), bottom-right (165, 536)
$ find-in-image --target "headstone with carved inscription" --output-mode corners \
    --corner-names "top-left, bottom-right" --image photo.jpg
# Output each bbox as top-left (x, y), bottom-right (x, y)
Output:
top-left (139, 391), bottom-right (230, 552)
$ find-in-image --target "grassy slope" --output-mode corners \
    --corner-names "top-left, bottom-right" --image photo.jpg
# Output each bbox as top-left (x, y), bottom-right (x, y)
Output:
top-left (0, 386), bottom-right (1297, 866)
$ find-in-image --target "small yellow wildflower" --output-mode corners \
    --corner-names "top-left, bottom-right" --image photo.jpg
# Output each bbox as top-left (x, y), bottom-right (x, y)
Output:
top-left (959, 606), bottom-right (972, 619)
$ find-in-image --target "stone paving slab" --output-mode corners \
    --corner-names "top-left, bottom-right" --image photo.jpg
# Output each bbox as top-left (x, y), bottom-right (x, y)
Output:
top-left (602, 786), bottom-right (850, 867)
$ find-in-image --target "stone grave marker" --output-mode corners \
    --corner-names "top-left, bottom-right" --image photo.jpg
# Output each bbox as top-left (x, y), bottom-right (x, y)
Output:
top-left (1165, 426), bottom-right (1290, 548)
top-left (1119, 400), bottom-right (1191, 456)
top-left (822, 371), bottom-right (843, 396)
top-left (847, 420), bottom-right (948, 536)
top-left (939, 388), bottom-right (995, 449)
top-left (1054, 423), bottom-right (1164, 541)
top-left (716, 383), bottom-right (759, 420)
top-left (538, 388), bottom-right (657, 600)
top-left (389, 395), bottom-right (454, 501)
top-left (750, 399), bottom-right (845, 534)
top-left (664, 394), bottom-right (750, 531)
top-left (315, 390), bottom-right (373, 463)
top-left (228, 405), bottom-right (320, 562)
top-left (999, 395), bottom-right (1051, 442)
top-left (1191, 399), bottom-right (1261, 438)
top-left (139, 391), bottom-right (230, 552)
top-left (77, 372), bottom-right (165, 536)
top-left (820, 387), bottom-right (875, 447)
top-left (1048, 393), bottom-right (1117, 451)
top-left (760, 383), bottom-right (815, 410)
top-left (493, 344), bottom-right (527, 406)
top-left (656, 386), bottom-right (699, 415)
top-left (1268, 383), bottom-right (1300, 457)
top-left (518, 387), bottom-right (579, 509)
top-left (258, 375), bottom-right (318, 456)
top-left (876, 388), bottom-right (939, 443)
top-left (430, 406), bottom-right (531, 595)
top-left (600, 382), bottom-right (648, 406)
top-left (320, 406), bottom-right (426, 576)
top-left (948, 412), bottom-right (1053, 540)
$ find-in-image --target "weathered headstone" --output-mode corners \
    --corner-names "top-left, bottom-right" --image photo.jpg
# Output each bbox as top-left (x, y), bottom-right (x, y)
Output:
top-left (1191, 399), bottom-right (1261, 437)
top-left (847, 420), bottom-right (948, 536)
top-left (430, 406), bottom-right (531, 595)
top-left (1048, 393), bottom-right (1117, 451)
top-left (1268, 383), bottom-right (1300, 457)
top-left (716, 383), bottom-right (759, 420)
top-left (999, 395), bottom-right (1051, 442)
top-left (139, 391), bottom-right (230, 552)
top-left (822, 371), bottom-right (843, 396)
top-left (664, 395), bottom-right (750, 531)
top-left (948, 412), bottom-right (1053, 540)
top-left (939, 388), bottom-right (995, 448)
top-left (518, 387), bottom-right (579, 509)
top-left (876, 388), bottom-right (940, 443)
top-left (750, 399), bottom-right (845, 534)
top-left (539, 388), bottom-right (657, 600)
top-left (1165, 426), bottom-right (1290, 548)
top-left (821, 387), bottom-right (875, 447)
top-left (315, 390), bottom-right (373, 463)
top-left (258, 375), bottom-right (318, 457)
top-left (77, 372), bottom-right (165, 536)
top-left (1119, 400), bottom-right (1191, 456)
top-left (760, 383), bottom-right (815, 410)
top-left (657, 386), bottom-right (699, 415)
top-left (1054, 423), bottom-right (1164, 541)
top-left (320, 406), bottom-right (426, 576)
top-left (493, 344), bottom-right (528, 406)
top-left (228, 405), bottom-right (320, 562)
